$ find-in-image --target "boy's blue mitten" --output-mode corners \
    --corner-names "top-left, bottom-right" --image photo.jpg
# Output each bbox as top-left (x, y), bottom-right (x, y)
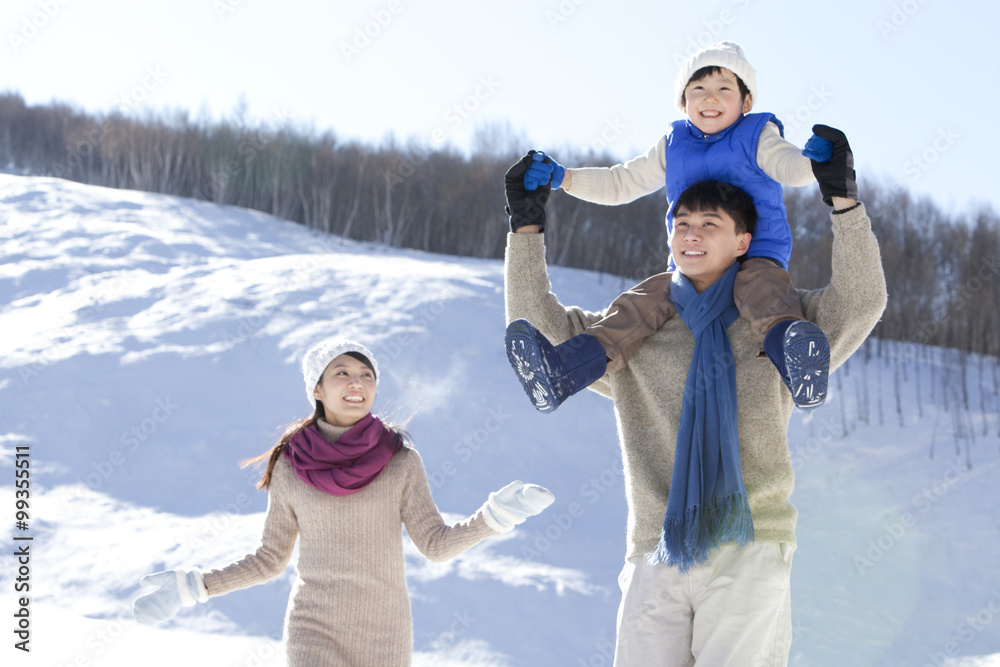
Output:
top-left (802, 133), bottom-right (833, 162)
top-left (524, 151), bottom-right (565, 191)
top-left (133, 568), bottom-right (209, 625)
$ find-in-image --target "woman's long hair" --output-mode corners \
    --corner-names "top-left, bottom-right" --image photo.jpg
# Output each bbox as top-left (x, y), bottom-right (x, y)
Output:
top-left (241, 400), bottom-right (412, 491)
top-left (241, 404), bottom-right (320, 491)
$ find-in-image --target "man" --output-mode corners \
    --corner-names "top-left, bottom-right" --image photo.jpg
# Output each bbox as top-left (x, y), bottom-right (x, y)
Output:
top-left (501, 130), bottom-right (886, 665)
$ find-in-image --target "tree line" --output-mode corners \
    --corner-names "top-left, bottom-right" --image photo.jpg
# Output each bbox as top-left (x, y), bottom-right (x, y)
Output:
top-left (0, 92), bottom-right (997, 359)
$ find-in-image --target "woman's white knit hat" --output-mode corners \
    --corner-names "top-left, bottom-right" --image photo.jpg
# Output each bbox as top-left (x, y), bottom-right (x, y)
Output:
top-left (302, 339), bottom-right (380, 405)
top-left (674, 41), bottom-right (756, 112)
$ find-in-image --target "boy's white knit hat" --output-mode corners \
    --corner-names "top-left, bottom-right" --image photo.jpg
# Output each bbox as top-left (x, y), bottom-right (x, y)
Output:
top-left (674, 41), bottom-right (756, 112)
top-left (302, 339), bottom-right (379, 405)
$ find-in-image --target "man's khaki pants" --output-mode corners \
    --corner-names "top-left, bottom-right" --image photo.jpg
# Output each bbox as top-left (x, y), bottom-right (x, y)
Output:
top-left (613, 542), bottom-right (795, 666)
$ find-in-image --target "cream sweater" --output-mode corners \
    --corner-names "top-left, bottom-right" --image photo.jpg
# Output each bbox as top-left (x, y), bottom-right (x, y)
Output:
top-left (505, 204), bottom-right (887, 561)
top-left (564, 121), bottom-right (814, 204)
top-left (203, 419), bottom-right (498, 667)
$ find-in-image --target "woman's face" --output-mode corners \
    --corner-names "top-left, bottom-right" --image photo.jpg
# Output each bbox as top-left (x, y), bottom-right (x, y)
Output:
top-left (312, 354), bottom-right (377, 427)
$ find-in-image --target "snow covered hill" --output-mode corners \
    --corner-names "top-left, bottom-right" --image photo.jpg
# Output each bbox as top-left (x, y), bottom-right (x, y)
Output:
top-left (0, 174), bottom-right (997, 666)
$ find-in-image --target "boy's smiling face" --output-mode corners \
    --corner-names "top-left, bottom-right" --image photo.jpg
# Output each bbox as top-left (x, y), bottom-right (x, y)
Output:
top-left (683, 68), bottom-right (753, 135)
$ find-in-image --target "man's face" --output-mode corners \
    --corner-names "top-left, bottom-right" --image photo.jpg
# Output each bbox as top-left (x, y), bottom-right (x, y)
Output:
top-left (670, 204), bottom-right (752, 292)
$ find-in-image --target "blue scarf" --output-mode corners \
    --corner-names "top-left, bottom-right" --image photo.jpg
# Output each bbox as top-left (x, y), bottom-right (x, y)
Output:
top-left (649, 262), bottom-right (754, 571)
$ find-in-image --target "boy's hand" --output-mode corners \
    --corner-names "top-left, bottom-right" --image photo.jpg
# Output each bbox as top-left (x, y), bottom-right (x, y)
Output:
top-left (808, 125), bottom-right (858, 206)
top-left (524, 151), bottom-right (565, 191)
top-left (802, 134), bottom-right (833, 162)
top-left (505, 151), bottom-right (552, 232)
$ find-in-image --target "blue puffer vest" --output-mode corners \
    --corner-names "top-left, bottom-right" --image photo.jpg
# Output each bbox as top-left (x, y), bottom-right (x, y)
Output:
top-left (664, 112), bottom-right (791, 270)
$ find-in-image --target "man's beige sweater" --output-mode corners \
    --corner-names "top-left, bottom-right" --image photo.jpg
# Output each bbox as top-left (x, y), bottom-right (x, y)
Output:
top-left (504, 204), bottom-right (887, 561)
top-left (203, 419), bottom-right (498, 667)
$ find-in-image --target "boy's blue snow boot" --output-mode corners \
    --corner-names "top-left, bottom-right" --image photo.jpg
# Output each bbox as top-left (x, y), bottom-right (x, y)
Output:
top-left (505, 319), bottom-right (607, 413)
top-left (764, 320), bottom-right (830, 410)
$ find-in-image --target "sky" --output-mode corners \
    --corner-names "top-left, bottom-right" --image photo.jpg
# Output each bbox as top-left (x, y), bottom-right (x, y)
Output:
top-left (2, 0), bottom-right (999, 217)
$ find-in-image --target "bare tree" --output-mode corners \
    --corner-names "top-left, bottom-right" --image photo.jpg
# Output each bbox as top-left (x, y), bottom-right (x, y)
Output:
top-left (1, 92), bottom-right (999, 369)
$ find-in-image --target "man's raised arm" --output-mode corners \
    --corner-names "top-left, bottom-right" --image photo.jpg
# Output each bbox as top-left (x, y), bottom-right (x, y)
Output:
top-left (502, 153), bottom-right (605, 359)
top-left (799, 126), bottom-right (888, 371)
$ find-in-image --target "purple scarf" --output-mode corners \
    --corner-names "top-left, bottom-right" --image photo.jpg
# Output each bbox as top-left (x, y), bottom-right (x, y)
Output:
top-left (283, 413), bottom-right (402, 496)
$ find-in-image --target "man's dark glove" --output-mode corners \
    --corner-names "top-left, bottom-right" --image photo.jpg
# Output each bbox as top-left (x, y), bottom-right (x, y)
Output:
top-left (808, 124), bottom-right (858, 206)
top-left (505, 150), bottom-right (552, 232)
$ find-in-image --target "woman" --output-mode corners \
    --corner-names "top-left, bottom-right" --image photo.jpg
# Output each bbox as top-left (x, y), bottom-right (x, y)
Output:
top-left (133, 339), bottom-right (554, 666)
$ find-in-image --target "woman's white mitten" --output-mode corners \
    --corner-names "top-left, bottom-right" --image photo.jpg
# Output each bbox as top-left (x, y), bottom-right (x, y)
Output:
top-left (133, 568), bottom-right (209, 625)
top-left (481, 481), bottom-right (555, 533)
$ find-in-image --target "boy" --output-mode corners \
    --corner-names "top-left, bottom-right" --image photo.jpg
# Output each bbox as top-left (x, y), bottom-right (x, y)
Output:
top-left (504, 41), bottom-right (852, 413)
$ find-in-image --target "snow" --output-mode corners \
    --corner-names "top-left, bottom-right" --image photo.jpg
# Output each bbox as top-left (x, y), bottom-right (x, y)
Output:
top-left (0, 173), bottom-right (997, 666)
